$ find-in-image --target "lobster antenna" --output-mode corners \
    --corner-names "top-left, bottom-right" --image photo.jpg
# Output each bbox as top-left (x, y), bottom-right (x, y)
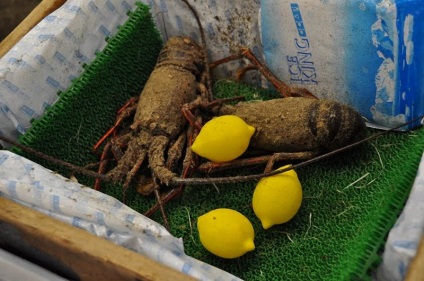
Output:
top-left (0, 135), bottom-right (108, 181)
top-left (0, 115), bottom-right (422, 185)
top-left (171, 115), bottom-right (424, 185)
top-left (181, 0), bottom-right (213, 100)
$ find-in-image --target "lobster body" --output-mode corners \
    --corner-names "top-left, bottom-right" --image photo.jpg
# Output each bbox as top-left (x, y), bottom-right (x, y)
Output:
top-left (106, 36), bottom-right (205, 187)
top-left (219, 97), bottom-right (366, 154)
top-left (131, 37), bottom-right (203, 138)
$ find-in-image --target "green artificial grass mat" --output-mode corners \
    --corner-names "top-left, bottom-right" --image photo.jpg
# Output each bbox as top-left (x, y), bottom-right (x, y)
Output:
top-left (9, 3), bottom-right (424, 281)
top-left (15, 2), bottom-right (163, 177)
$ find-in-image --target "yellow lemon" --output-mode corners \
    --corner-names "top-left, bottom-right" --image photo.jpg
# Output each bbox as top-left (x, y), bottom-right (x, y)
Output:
top-left (191, 115), bottom-right (255, 163)
top-left (252, 165), bottom-right (303, 229)
top-left (197, 208), bottom-right (255, 259)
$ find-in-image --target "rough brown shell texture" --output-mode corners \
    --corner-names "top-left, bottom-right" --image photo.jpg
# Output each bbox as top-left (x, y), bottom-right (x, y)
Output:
top-left (220, 97), bottom-right (366, 153)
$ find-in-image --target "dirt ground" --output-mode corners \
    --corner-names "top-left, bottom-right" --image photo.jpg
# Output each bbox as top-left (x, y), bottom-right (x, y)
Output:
top-left (0, 0), bottom-right (40, 41)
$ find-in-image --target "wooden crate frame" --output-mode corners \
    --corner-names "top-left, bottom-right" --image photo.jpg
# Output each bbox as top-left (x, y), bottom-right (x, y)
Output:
top-left (0, 197), bottom-right (194, 280)
top-left (0, 1), bottom-right (422, 280)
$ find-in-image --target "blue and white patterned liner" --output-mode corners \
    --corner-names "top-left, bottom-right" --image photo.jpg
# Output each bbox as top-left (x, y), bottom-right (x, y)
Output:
top-left (0, 0), bottom-right (138, 144)
top-left (0, 150), bottom-right (242, 281)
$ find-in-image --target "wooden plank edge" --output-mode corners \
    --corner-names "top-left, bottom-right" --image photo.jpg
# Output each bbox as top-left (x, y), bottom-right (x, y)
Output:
top-left (405, 234), bottom-right (424, 281)
top-left (0, 197), bottom-right (196, 281)
top-left (0, 0), bottom-right (67, 58)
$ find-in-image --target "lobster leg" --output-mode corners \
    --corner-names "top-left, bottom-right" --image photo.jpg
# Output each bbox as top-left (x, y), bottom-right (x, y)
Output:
top-left (107, 133), bottom-right (149, 187)
top-left (93, 97), bottom-right (139, 153)
top-left (110, 132), bottom-right (132, 161)
top-left (152, 177), bottom-right (170, 230)
top-left (181, 95), bottom-right (246, 130)
top-left (147, 136), bottom-right (176, 227)
top-left (144, 151), bottom-right (317, 217)
top-left (93, 131), bottom-right (133, 190)
top-left (196, 151), bottom-right (318, 174)
top-left (136, 132), bottom-right (186, 198)
top-left (122, 150), bottom-right (147, 203)
top-left (210, 48), bottom-right (317, 99)
top-left (94, 141), bottom-right (113, 191)
top-left (165, 132), bottom-right (187, 171)
top-left (144, 119), bottom-right (201, 218)
top-left (143, 159), bottom-right (196, 218)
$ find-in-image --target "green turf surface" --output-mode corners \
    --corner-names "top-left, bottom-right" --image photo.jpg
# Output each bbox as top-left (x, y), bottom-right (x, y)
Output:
top-left (12, 3), bottom-right (424, 280)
